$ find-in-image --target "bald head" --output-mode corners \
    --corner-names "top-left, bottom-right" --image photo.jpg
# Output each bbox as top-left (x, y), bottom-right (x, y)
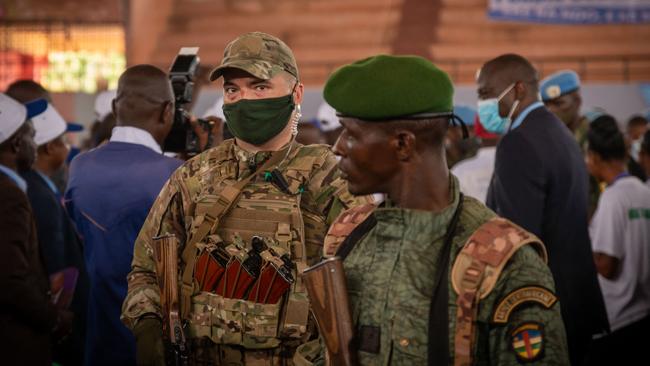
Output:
top-left (114, 64), bottom-right (175, 144)
top-left (479, 53), bottom-right (539, 90)
top-left (479, 54), bottom-right (539, 94)
top-left (114, 64), bottom-right (174, 126)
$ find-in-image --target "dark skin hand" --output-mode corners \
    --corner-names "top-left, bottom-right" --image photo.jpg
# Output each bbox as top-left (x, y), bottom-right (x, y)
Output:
top-left (189, 115), bottom-right (224, 151)
top-left (593, 253), bottom-right (620, 280)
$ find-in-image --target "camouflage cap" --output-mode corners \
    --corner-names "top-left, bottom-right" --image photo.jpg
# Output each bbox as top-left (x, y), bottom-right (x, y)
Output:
top-left (209, 32), bottom-right (299, 81)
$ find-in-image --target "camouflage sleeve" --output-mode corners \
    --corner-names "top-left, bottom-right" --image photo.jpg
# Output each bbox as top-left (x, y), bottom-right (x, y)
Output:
top-left (302, 150), bottom-right (373, 264)
top-left (309, 151), bottom-right (373, 226)
top-left (478, 245), bottom-right (570, 365)
top-left (120, 171), bottom-right (187, 330)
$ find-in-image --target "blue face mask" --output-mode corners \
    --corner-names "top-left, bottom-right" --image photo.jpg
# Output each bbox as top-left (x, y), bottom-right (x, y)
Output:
top-left (477, 83), bottom-right (520, 134)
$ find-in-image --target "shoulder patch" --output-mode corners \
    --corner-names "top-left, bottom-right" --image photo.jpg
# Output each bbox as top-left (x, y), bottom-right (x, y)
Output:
top-left (509, 322), bottom-right (545, 363)
top-left (493, 286), bottom-right (558, 324)
top-left (451, 218), bottom-right (547, 299)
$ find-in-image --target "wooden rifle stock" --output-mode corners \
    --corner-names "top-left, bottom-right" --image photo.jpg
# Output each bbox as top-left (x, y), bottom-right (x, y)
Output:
top-left (303, 257), bottom-right (357, 366)
top-left (152, 235), bottom-right (188, 366)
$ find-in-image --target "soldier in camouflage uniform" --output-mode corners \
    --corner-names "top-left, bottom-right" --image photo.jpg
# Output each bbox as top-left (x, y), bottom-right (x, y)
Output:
top-left (121, 32), bottom-right (368, 366)
top-left (296, 55), bottom-right (570, 365)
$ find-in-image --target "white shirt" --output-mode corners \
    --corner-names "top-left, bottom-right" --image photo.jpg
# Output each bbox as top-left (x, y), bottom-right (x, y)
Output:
top-left (451, 147), bottom-right (496, 203)
top-left (589, 175), bottom-right (650, 331)
top-left (110, 126), bottom-right (162, 154)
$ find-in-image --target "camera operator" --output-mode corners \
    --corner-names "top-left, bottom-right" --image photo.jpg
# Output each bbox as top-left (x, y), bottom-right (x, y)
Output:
top-left (163, 48), bottom-right (226, 159)
top-left (64, 64), bottom-right (183, 366)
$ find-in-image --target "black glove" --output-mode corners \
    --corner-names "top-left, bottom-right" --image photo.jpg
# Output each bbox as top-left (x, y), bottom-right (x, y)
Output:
top-left (133, 317), bottom-right (166, 366)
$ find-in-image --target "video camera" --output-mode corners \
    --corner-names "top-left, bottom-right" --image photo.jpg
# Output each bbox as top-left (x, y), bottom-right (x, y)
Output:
top-left (163, 47), bottom-right (214, 154)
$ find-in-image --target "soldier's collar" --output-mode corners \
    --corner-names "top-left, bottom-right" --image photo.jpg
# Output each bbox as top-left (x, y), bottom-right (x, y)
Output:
top-left (373, 176), bottom-right (461, 237)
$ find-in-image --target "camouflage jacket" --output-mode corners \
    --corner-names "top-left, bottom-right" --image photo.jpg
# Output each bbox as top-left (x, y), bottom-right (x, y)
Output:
top-left (338, 177), bottom-right (569, 365)
top-left (574, 116), bottom-right (590, 153)
top-left (121, 139), bottom-right (366, 347)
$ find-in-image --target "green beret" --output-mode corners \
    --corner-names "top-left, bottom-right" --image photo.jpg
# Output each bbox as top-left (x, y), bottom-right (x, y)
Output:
top-left (323, 55), bottom-right (454, 121)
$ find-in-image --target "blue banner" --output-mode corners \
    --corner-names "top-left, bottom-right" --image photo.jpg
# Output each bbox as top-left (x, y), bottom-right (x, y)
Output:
top-left (488, 0), bottom-right (650, 24)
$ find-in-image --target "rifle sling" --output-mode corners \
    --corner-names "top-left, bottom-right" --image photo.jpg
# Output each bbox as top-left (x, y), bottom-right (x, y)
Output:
top-left (428, 193), bottom-right (464, 366)
top-left (334, 213), bottom-right (377, 260)
top-left (179, 143), bottom-right (294, 320)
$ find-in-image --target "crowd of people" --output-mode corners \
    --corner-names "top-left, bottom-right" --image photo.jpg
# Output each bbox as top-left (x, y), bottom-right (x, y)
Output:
top-left (0, 30), bottom-right (648, 366)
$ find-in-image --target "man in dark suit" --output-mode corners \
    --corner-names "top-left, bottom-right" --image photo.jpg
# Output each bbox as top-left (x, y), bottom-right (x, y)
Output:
top-left (478, 54), bottom-right (610, 365)
top-left (0, 93), bottom-right (72, 365)
top-left (17, 101), bottom-right (89, 366)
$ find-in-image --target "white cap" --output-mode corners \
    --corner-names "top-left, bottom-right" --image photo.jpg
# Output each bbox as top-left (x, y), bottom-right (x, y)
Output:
top-left (317, 102), bottom-right (341, 132)
top-left (202, 96), bottom-right (225, 120)
top-left (94, 90), bottom-right (117, 120)
top-left (0, 93), bottom-right (48, 144)
top-left (32, 103), bottom-right (68, 146)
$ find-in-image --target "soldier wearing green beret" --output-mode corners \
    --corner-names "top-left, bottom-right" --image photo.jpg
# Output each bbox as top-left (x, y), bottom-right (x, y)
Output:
top-left (121, 32), bottom-right (370, 366)
top-left (296, 55), bottom-right (570, 365)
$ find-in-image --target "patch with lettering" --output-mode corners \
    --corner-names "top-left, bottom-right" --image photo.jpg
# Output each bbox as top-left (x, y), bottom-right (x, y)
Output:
top-left (510, 322), bottom-right (544, 363)
top-left (492, 286), bottom-right (557, 324)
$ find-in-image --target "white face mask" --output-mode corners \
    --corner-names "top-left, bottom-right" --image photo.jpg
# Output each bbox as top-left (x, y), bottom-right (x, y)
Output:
top-left (631, 138), bottom-right (642, 162)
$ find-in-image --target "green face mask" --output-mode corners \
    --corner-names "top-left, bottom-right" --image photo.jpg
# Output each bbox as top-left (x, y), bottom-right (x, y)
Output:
top-left (223, 94), bottom-right (295, 145)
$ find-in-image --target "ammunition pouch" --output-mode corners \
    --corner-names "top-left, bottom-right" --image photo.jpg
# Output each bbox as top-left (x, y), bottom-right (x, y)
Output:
top-left (186, 290), bottom-right (309, 349)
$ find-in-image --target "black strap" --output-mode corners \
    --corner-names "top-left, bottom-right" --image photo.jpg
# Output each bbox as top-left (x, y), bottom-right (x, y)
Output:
top-left (428, 193), bottom-right (464, 366)
top-left (335, 214), bottom-right (378, 260)
top-left (450, 114), bottom-right (470, 139)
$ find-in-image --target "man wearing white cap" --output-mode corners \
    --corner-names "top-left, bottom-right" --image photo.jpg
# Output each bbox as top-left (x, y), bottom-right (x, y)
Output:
top-left (317, 101), bottom-right (343, 145)
top-left (20, 102), bottom-right (90, 366)
top-left (94, 90), bottom-right (117, 121)
top-left (0, 93), bottom-right (72, 365)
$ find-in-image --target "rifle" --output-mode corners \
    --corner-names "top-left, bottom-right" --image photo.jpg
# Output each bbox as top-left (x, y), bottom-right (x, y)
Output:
top-left (302, 257), bottom-right (357, 366)
top-left (152, 234), bottom-right (189, 366)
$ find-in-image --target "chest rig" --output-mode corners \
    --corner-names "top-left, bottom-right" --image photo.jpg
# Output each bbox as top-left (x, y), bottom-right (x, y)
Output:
top-left (180, 141), bottom-right (328, 349)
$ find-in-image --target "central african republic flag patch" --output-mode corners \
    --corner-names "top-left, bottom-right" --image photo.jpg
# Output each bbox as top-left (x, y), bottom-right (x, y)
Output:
top-left (510, 322), bottom-right (544, 363)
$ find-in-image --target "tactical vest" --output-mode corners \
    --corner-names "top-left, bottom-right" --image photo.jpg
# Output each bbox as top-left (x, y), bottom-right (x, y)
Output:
top-left (321, 204), bottom-right (547, 366)
top-left (182, 141), bottom-right (330, 349)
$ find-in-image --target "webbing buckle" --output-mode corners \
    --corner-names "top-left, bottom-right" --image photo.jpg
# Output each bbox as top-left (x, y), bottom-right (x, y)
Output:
top-left (275, 223), bottom-right (292, 244)
top-left (203, 212), bottom-right (217, 225)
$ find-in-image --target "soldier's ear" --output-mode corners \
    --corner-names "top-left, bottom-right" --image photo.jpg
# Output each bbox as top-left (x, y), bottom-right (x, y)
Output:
top-left (292, 82), bottom-right (304, 105)
top-left (394, 129), bottom-right (416, 161)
